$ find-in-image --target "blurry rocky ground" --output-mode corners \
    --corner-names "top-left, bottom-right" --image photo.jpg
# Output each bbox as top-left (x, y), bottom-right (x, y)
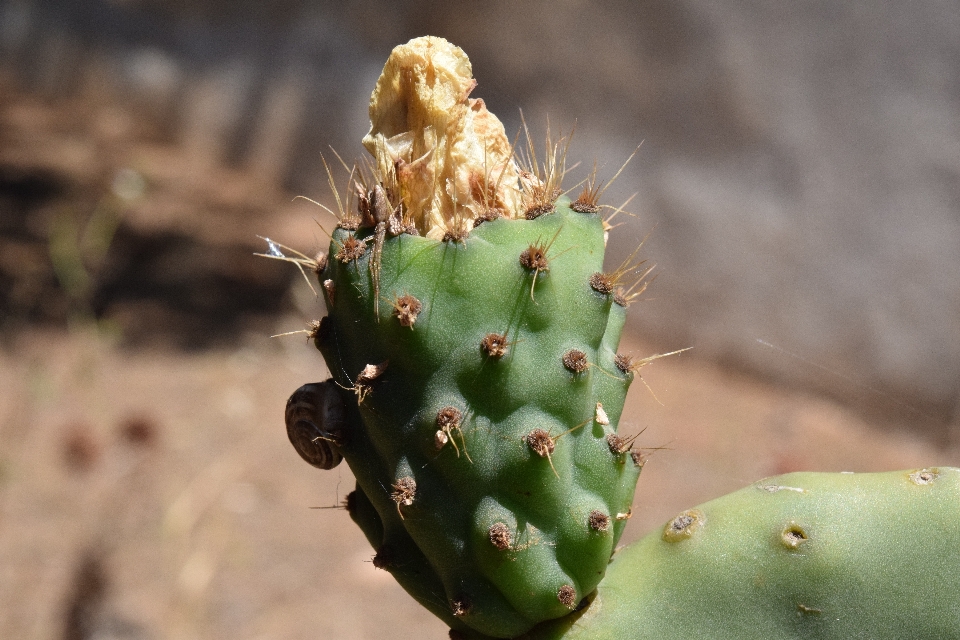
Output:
top-left (1, 1), bottom-right (958, 638)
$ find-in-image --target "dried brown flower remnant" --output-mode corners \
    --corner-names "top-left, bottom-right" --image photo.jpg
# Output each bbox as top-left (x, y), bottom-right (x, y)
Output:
top-left (363, 36), bottom-right (524, 238)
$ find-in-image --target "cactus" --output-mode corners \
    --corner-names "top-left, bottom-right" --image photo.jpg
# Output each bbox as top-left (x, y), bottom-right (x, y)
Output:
top-left (296, 36), bottom-right (647, 638)
top-left (278, 36), bottom-right (960, 640)
top-left (518, 468), bottom-right (960, 639)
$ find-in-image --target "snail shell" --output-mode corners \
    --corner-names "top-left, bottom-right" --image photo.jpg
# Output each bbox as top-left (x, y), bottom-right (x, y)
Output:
top-left (284, 380), bottom-right (346, 469)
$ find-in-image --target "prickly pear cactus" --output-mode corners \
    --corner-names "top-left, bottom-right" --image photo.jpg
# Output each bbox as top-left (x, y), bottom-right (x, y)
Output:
top-left (523, 468), bottom-right (960, 640)
top-left (278, 35), bottom-right (960, 640)
top-left (283, 37), bottom-right (649, 638)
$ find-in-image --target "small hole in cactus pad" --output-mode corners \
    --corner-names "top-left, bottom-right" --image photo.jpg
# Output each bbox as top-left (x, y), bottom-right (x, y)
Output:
top-left (781, 523), bottom-right (809, 549)
top-left (563, 349), bottom-right (588, 373)
top-left (663, 509), bottom-right (704, 542)
top-left (589, 510), bottom-right (610, 532)
top-left (909, 468), bottom-right (940, 485)
top-left (558, 585), bottom-right (577, 609)
top-left (488, 522), bottom-right (512, 550)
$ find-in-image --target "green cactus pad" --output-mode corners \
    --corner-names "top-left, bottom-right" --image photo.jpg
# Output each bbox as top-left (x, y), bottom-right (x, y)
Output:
top-left (520, 468), bottom-right (960, 639)
top-left (316, 198), bottom-right (640, 637)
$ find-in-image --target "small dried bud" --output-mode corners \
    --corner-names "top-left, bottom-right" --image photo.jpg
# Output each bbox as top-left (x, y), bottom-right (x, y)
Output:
top-left (335, 235), bottom-right (366, 262)
top-left (520, 245), bottom-right (549, 271)
top-left (525, 429), bottom-right (555, 457)
top-left (357, 361), bottom-right (388, 384)
top-left (594, 402), bottom-right (609, 425)
top-left (558, 584), bottom-right (577, 609)
top-left (392, 294), bottom-right (422, 327)
top-left (589, 510), bottom-right (611, 532)
top-left (589, 272), bottom-right (614, 294)
top-left (481, 332), bottom-right (509, 358)
top-left (436, 406), bottom-right (463, 430)
top-left (563, 349), bottom-right (588, 373)
top-left (391, 476), bottom-right (417, 507)
top-left (488, 522), bottom-right (512, 550)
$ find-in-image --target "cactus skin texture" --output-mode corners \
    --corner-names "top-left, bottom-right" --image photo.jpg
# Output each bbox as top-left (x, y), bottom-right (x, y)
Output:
top-left (500, 468), bottom-right (960, 640)
top-left (316, 195), bottom-right (640, 637)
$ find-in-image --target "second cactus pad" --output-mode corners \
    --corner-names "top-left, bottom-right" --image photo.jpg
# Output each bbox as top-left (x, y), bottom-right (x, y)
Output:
top-left (316, 197), bottom-right (641, 637)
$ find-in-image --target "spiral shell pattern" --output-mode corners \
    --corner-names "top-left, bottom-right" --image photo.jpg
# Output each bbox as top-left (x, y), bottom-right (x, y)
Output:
top-left (284, 380), bottom-right (346, 469)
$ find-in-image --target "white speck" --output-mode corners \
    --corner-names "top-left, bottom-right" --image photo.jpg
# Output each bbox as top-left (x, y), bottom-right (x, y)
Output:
top-left (595, 402), bottom-right (610, 425)
top-left (263, 238), bottom-right (285, 258)
top-left (757, 484), bottom-right (806, 493)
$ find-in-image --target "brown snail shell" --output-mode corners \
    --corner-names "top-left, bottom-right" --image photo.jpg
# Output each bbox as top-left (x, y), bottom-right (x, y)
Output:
top-left (284, 380), bottom-right (346, 469)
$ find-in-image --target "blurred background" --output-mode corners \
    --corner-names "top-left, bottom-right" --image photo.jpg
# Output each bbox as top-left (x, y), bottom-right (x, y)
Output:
top-left (1, 1), bottom-right (958, 638)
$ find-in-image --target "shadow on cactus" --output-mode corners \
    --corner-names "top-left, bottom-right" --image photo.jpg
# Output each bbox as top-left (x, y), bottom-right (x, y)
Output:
top-left (273, 37), bottom-right (960, 639)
